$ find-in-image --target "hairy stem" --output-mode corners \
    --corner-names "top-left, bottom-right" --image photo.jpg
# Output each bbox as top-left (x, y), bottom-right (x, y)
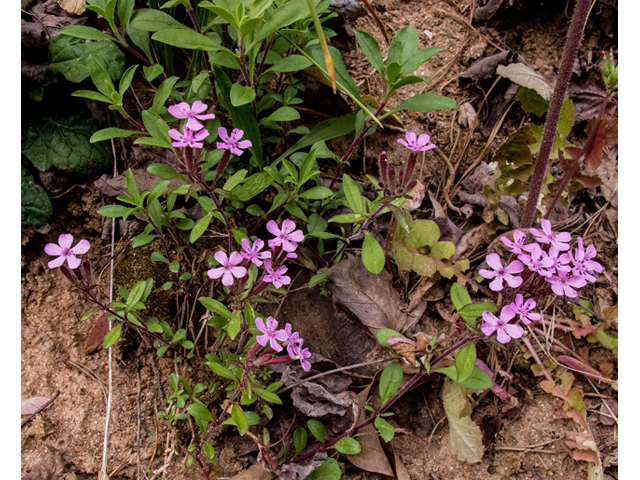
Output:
top-left (521, 0), bottom-right (592, 228)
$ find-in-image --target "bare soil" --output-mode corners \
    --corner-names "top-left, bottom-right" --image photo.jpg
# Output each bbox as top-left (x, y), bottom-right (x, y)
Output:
top-left (21, 1), bottom-right (618, 479)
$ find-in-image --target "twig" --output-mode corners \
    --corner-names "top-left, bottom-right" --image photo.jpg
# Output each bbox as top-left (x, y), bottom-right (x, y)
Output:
top-left (137, 357), bottom-right (142, 480)
top-left (21, 391), bottom-right (60, 428)
top-left (496, 438), bottom-right (560, 451)
top-left (522, 336), bottom-right (553, 382)
top-left (428, 416), bottom-right (446, 443)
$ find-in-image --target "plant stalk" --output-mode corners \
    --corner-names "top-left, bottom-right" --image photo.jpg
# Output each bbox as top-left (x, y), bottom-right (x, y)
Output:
top-left (521, 0), bottom-right (592, 228)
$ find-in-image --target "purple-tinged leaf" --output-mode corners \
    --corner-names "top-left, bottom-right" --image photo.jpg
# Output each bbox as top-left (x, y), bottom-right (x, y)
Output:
top-left (21, 397), bottom-right (51, 415)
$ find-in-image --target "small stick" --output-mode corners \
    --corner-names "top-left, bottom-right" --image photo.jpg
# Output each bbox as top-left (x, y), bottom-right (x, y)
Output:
top-left (136, 357), bottom-right (142, 480)
top-left (428, 416), bottom-right (446, 443)
top-left (21, 391), bottom-right (60, 429)
top-left (522, 336), bottom-right (553, 382)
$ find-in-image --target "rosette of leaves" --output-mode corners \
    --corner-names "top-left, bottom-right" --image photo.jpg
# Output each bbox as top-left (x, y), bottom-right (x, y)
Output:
top-left (390, 215), bottom-right (456, 279)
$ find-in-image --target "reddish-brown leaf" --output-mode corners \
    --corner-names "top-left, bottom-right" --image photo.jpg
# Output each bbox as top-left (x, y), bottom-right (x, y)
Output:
top-left (583, 117), bottom-right (618, 171)
top-left (85, 314), bottom-right (110, 356)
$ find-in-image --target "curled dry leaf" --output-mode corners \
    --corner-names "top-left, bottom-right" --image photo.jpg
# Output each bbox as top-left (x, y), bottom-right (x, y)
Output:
top-left (329, 254), bottom-right (426, 334)
top-left (57, 0), bottom-right (86, 15)
top-left (22, 396), bottom-right (52, 415)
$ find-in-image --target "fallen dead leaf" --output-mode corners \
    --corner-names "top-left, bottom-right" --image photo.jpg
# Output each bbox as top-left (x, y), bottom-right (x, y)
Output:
top-left (329, 255), bottom-right (426, 334)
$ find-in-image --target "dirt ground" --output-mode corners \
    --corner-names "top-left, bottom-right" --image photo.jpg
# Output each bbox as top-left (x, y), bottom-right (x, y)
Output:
top-left (20, 1), bottom-right (618, 479)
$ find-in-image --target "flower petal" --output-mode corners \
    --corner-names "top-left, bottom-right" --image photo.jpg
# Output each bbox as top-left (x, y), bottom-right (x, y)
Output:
top-left (67, 255), bottom-right (81, 269)
top-left (207, 267), bottom-right (224, 280)
top-left (44, 243), bottom-right (63, 256)
top-left (71, 239), bottom-right (90, 255)
top-left (47, 255), bottom-right (66, 269)
top-left (58, 234), bottom-right (74, 249)
top-left (485, 253), bottom-right (503, 271)
top-left (266, 220), bottom-right (281, 237)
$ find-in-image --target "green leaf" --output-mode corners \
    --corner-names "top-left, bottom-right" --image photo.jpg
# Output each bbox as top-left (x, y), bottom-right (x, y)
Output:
top-left (141, 110), bottom-right (172, 148)
top-left (230, 82), bottom-right (256, 106)
top-left (132, 233), bottom-right (156, 248)
top-left (342, 174), bottom-right (363, 214)
top-left (187, 400), bottom-right (214, 422)
top-left (253, 387), bottom-right (282, 404)
top-left (459, 366), bottom-right (493, 391)
top-left (307, 419), bottom-right (325, 443)
top-left (374, 416), bottom-right (395, 442)
top-left (71, 90), bottom-right (113, 104)
top-left (150, 251), bottom-right (169, 263)
top-left (88, 55), bottom-right (116, 98)
top-left (450, 283), bottom-right (472, 311)
top-left (207, 361), bottom-right (236, 380)
top-left (333, 437), bottom-right (361, 455)
top-left (399, 47), bottom-right (441, 78)
top-left (353, 29), bottom-right (384, 75)
top-left (199, 297), bottom-right (232, 319)
top-left (118, 0), bottom-right (135, 30)
top-left (431, 241), bottom-right (455, 260)
top-left (379, 362), bottom-right (403, 407)
top-left (387, 25), bottom-right (419, 69)
top-left (455, 343), bottom-right (476, 383)
top-left (90, 127), bottom-right (141, 142)
top-left (328, 213), bottom-right (366, 223)
top-left (126, 280), bottom-right (147, 312)
top-left (130, 8), bottom-right (192, 31)
top-left (151, 28), bottom-right (224, 51)
top-left (21, 167), bottom-right (52, 230)
top-left (518, 87), bottom-right (550, 117)
top-left (595, 326), bottom-right (618, 349)
top-left (305, 458), bottom-right (341, 480)
top-left (148, 163), bottom-right (184, 180)
top-left (97, 205), bottom-right (130, 218)
top-left (309, 270), bottom-right (330, 289)
top-left (362, 231), bottom-right (385, 274)
top-left (47, 35), bottom-right (125, 84)
top-left (143, 64), bottom-right (164, 82)
top-left (222, 169), bottom-right (248, 191)
top-left (150, 76), bottom-right (180, 115)
top-left (264, 106), bottom-right (301, 123)
top-left (103, 324), bottom-right (122, 349)
top-left (203, 442), bottom-right (215, 461)
top-left (308, 44), bottom-right (361, 102)
top-left (190, 212), bottom-right (213, 243)
top-left (384, 93), bottom-right (457, 118)
top-left (119, 64), bottom-right (138, 97)
top-left (268, 54), bottom-right (313, 72)
top-left (22, 112), bottom-right (111, 174)
top-left (442, 378), bottom-right (483, 463)
top-left (60, 25), bottom-right (114, 42)
top-left (294, 427), bottom-right (308, 455)
top-left (231, 405), bottom-right (248, 436)
top-left (228, 311), bottom-right (242, 340)
top-left (298, 186), bottom-right (333, 200)
top-left (231, 172), bottom-right (273, 202)
top-left (457, 302), bottom-right (497, 317)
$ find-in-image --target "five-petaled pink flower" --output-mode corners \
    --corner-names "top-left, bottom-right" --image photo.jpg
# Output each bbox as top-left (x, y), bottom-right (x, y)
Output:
top-left (509, 294), bottom-right (541, 325)
top-left (397, 131), bottom-right (437, 152)
top-left (267, 219), bottom-right (304, 252)
top-left (169, 125), bottom-right (209, 148)
top-left (545, 271), bottom-right (587, 298)
top-left (207, 251), bottom-right (247, 286)
top-left (263, 260), bottom-right (291, 289)
top-left (240, 238), bottom-right (271, 267)
top-left (519, 243), bottom-right (553, 277)
top-left (168, 100), bottom-right (216, 131)
top-left (529, 219), bottom-right (571, 251)
top-left (282, 323), bottom-right (301, 359)
top-left (216, 127), bottom-right (252, 156)
top-left (44, 233), bottom-right (90, 269)
top-left (501, 230), bottom-right (528, 255)
top-left (481, 307), bottom-right (523, 344)
top-left (255, 316), bottom-right (287, 352)
top-left (291, 339), bottom-right (312, 371)
top-left (479, 253), bottom-right (524, 291)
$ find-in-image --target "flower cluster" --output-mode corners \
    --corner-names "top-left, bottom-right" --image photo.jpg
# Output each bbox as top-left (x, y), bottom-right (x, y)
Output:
top-left (478, 219), bottom-right (604, 344)
top-left (255, 316), bottom-right (311, 371)
top-left (167, 101), bottom-right (252, 156)
top-left (207, 219), bottom-right (304, 289)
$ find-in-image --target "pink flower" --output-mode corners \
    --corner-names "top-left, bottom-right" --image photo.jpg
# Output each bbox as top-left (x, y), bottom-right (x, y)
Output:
top-left (545, 271), bottom-right (587, 298)
top-left (282, 323), bottom-right (301, 359)
top-left (544, 246), bottom-right (572, 276)
top-left (501, 230), bottom-right (528, 255)
top-left (479, 253), bottom-right (524, 291)
top-left (168, 100), bottom-right (216, 131)
top-left (291, 339), bottom-right (312, 371)
top-left (255, 316), bottom-right (287, 352)
top-left (529, 219), bottom-right (571, 251)
top-left (266, 219), bottom-right (304, 252)
top-left (44, 234), bottom-right (90, 269)
top-left (397, 131), bottom-right (436, 152)
top-left (567, 237), bottom-right (603, 283)
top-left (207, 251), bottom-right (247, 286)
top-left (263, 260), bottom-right (291, 289)
top-left (509, 294), bottom-right (541, 325)
top-left (169, 125), bottom-right (209, 148)
top-left (240, 238), bottom-right (271, 267)
top-left (481, 307), bottom-right (523, 344)
top-left (216, 127), bottom-right (252, 156)
top-left (519, 243), bottom-right (553, 277)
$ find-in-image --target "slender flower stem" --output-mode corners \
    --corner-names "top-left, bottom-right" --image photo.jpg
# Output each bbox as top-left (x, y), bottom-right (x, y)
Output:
top-left (184, 1), bottom-right (212, 72)
top-left (328, 102), bottom-right (387, 190)
top-left (521, 0), bottom-right (592, 228)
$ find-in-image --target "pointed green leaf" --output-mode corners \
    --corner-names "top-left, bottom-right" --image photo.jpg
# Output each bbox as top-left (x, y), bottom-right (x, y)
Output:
top-left (103, 324), bottom-right (122, 349)
top-left (353, 29), bottom-right (384, 75)
top-left (362, 231), bottom-right (385, 274)
top-left (333, 436), bottom-right (361, 455)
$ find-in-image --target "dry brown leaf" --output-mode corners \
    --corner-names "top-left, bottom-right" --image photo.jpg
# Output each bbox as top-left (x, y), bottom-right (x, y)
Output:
top-left (329, 255), bottom-right (426, 334)
top-left (57, 0), bottom-right (86, 15)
